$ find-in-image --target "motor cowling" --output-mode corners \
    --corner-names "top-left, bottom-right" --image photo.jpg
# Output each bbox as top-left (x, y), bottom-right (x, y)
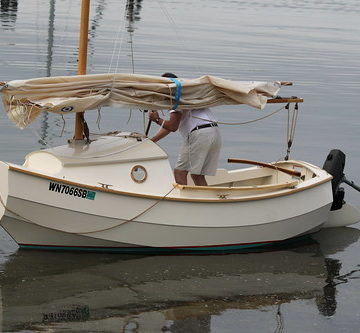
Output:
top-left (322, 149), bottom-right (345, 210)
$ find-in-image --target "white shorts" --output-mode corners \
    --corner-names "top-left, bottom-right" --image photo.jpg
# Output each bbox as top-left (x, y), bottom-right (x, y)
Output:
top-left (175, 127), bottom-right (221, 176)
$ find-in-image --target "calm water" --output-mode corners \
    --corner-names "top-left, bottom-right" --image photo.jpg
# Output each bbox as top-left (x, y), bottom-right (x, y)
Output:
top-left (0, 0), bottom-right (359, 332)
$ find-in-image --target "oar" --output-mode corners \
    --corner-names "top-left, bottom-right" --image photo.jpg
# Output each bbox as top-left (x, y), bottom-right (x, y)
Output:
top-left (228, 158), bottom-right (301, 177)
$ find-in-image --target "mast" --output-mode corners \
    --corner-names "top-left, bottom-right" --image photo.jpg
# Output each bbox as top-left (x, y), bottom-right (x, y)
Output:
top-left (74, 0), bottom-right (90, 140)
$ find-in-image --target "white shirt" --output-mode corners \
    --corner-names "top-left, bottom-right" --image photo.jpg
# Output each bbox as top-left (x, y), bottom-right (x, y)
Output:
top-left (170, 108), bottom-right (217, 138)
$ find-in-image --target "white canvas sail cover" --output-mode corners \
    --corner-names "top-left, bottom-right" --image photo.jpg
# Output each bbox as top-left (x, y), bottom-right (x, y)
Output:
top-left (0, 73), bottom-right (281, 128)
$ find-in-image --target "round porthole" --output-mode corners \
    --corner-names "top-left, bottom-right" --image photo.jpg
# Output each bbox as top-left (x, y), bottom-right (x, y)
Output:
top-left (130, 165), bottom-right (147, 183)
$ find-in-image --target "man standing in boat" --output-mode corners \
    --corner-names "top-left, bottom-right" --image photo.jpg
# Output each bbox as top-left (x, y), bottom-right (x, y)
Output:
top-left (149, 73), bottom-right (222, 186)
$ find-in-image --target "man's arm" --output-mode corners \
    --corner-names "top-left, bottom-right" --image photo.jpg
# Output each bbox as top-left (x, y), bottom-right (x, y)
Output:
top-left (151, 127), bottom-right (171, 142)
top-left (149, 111), bottom-right (182, 142)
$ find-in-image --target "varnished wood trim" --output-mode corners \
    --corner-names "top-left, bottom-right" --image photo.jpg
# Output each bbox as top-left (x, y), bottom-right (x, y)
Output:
top-left (175, 180), bottom-right (299, 191)
top-left (130, 165), bottom-right (148, 183)
top-left (268, 98), bottom-right (303, 103)
top-left (8, 165), bottom-right (332, 203)
top-left (228, 158), bottom-right (301, 177)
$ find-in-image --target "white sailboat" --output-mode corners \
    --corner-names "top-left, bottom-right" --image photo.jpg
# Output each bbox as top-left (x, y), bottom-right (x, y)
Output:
top-left (0, 1), bottom-right (358, 253)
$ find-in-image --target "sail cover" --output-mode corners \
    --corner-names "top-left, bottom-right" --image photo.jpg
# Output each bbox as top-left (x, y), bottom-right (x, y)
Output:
top-left (0, 73), bottom-right (281, 128)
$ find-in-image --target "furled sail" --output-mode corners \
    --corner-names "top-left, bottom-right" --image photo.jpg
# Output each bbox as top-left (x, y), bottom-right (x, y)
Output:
top-left (0, 73), bottom-right (281, 128)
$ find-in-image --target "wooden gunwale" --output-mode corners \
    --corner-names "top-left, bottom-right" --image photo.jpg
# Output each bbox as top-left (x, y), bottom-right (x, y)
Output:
top-left (267, 97), bottom-right (303, 103)
top-left (174, 180), bottom-right (299, 191)
top-left (228, 158), bottom-right (301, 177)
top-left (8, 165), bottom-right (332, 203)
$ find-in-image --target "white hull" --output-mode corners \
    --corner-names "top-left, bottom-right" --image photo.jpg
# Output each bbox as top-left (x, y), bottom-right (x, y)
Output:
top-left (0, 134), bottom-right (338, 252)
top-left (1, 203), bottom-right (330, 251)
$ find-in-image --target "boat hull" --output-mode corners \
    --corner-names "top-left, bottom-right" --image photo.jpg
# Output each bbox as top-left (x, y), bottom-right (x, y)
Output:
top-left (0, 155), bottom-right (334, 253)
top-left (1, 184), bottom-right (332, 252)
top-left (1, 203), bottom-right (329, 253)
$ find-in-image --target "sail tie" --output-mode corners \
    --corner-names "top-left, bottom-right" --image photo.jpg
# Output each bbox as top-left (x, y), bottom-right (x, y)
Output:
top-left (169, 78), bottom-right (182, 110)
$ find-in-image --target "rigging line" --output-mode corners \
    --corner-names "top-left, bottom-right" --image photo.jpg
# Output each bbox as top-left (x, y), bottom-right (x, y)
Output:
top-left (0, 186), bottom-right (36, 226)
top-left (115, 2), bottom-right (131, 73)
top-left (286, 103), bottom-right (290, 145)
top-left (106, 3), bottom-right (130, 129)
top-left (191, 105), bottom-right (286, 125)
top-left (156, 0), bottom-right (202, 76)
top-left (96, 108), bottom-right (102, 130)
top-left (290, 103), bottom-right (299, 141)
top-left (108, 1), bottom-right (128, 73)
top-left (0, 182), bottom-right (177, 236)
top-left (60, 114), bottom-right (66, 137)
top-left (62, 0), bottom-right (74, 74)
top-left (127, 108), bottom-right (134, 125)
top-left (79, 186), bottom-right (177, 235)
top-left (47, 137), bottom-right (150, 160)
top-left (129, 29), bottom-right (135, 74)
top-left (287, 103), bottom-right (298, 141)
top-left (285, 103), bottom-right (299, 160)
top-left (142, 108), bottom-right (146, 132)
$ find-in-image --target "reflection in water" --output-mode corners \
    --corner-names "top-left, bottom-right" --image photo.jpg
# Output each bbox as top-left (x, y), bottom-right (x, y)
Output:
top-left (0, 0), bottom-right (17, 30)
top-left (89, 0), bottom-right (106, 40)
top-left (39, 0), bottom-right (56, 147)
top-left (316, 258), bottom-right (341, 317)
top-left (46, 0), bottom-right (56, 78)
top-left (276, 305), bottom-right (285, 333)
top-left (0, 227), bottom-right (358, 332)
top-left (126, 0), bottom-right (143, 73)
top-left (317, 257), bottom-right (360, 317)
top-left (126, 0), bottom-right (143, 26)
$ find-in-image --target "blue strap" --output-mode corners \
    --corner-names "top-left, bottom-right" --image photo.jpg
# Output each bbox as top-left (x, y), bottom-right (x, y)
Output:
top-left (170, 78), bottom-right (182, 110)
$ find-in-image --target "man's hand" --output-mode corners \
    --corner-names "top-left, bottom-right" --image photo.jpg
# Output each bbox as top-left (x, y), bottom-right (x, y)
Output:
top-left (149, 111), bottom-right (160, 122)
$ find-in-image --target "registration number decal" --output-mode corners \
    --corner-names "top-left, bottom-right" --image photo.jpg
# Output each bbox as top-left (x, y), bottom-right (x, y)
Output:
top-left (48, 182), bottom-right (96, 200)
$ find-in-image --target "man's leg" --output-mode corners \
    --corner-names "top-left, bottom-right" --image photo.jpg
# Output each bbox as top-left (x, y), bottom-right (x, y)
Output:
top-left (174, 169), bottom-right (188, 185)
top-left (191, 174), bottom-right (208, 186)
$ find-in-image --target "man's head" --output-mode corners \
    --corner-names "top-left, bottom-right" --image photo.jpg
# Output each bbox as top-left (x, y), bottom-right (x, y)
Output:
top-left (162, 72), bottom-right (178, 78)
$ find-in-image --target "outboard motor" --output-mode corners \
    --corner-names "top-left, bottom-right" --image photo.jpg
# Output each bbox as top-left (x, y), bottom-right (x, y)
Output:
top-left (323, 149), bottom-right (346, 211)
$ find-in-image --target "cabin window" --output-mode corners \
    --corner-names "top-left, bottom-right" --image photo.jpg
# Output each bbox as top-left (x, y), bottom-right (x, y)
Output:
top-left (130, 165), bottom-right (147, 183)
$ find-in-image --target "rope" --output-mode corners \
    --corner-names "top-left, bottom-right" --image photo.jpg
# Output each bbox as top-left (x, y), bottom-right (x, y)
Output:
top-left (108, 2), bottom-right (128, 73)
top-left (191, 104), bottom-right (287, 126)
top-left (129, 29), bottom-right (135, 74)
top-left (79, 185), bottom-right (176, 234)
top-left (0, 190), bottom-right (35, 225)
top-left (0, 183), bottom-right (176, 236)
top-left (156, 0), bottom-right (202, 76)
top-left (285, 103), bottom-right (299, 160)
top-left (46, 136), bottom-right (149, 160)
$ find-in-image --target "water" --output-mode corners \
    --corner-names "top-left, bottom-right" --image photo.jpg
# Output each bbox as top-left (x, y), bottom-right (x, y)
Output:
top-left (0, 0), bottom-right (359, 331)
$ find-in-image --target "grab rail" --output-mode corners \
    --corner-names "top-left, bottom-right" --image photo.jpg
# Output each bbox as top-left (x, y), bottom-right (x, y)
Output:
top-left (227, 158), bottom-right (301, 177)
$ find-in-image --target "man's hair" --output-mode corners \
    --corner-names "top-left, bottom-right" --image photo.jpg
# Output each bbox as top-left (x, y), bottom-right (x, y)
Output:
top-left (162, 72), bottom-right (178, 78)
